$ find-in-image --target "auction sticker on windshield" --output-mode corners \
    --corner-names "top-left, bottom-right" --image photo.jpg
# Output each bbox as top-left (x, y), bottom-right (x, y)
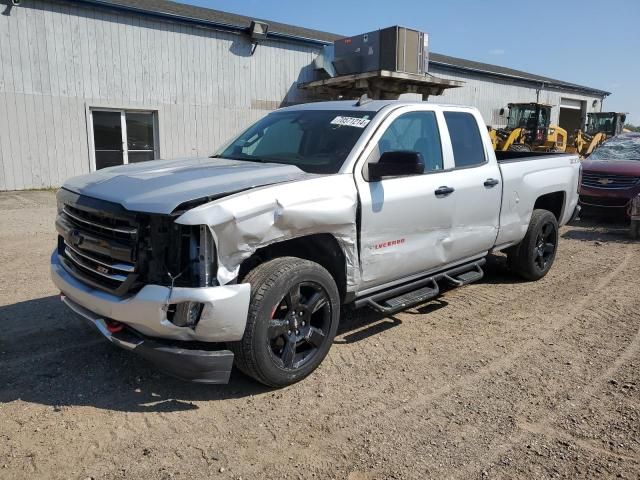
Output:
top-left (330, 116), bottom-right (371, 128)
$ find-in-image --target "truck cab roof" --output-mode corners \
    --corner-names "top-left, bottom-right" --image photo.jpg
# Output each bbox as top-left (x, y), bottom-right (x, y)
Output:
top-left (278, 99), bottom-right (478, 113)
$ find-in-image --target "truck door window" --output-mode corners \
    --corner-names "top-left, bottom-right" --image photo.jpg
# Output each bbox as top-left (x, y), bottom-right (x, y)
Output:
top-left (444, 112), bottom-right (486, 168)
top-left (378, 111), bottom-right (443, 171)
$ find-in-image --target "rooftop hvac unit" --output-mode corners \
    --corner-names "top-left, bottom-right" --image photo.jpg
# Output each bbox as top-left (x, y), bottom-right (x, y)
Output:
top-left (333, 26), bottom-right (429, 76)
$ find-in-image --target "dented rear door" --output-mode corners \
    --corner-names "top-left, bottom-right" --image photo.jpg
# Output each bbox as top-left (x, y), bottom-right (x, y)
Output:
top-left (439, 109), bottom-right (501, 261)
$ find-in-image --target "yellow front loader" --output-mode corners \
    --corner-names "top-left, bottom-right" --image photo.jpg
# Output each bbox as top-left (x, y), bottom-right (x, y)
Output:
top-left (488, 103), bottom-right (567, 152)
top-left (573, 112), bottom-right (626, 157)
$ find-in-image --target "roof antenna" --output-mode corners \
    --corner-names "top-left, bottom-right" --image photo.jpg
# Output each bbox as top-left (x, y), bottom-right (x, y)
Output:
top-left (355, 93), bottom-right (372, 107)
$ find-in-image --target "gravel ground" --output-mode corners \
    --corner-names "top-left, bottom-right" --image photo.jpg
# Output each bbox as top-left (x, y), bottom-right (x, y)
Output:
top-left (0, 190), bottom-right (639, 480)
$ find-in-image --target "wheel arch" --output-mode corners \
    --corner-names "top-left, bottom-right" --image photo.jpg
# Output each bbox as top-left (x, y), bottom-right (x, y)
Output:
top-left (533, 191), bottom-right (566, 221)
top-left (238, 233), bottom-right (349, 302)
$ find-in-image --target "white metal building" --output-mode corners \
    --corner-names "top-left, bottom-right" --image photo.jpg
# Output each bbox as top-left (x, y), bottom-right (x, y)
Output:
top-left (0, 0), bottom-right (610, 190)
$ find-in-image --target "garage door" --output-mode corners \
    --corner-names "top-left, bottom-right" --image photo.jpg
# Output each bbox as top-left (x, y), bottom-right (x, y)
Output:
top-left (560, 98), bottom-right (583, 110)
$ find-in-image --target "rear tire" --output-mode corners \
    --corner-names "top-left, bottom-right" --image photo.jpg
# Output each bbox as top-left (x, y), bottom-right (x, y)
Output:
top-left (508, 144), bottom-right (531, 152)
top-left (230, 257), bottom-right (340, 387)
top-left (508, 209), bottom-right (559, 280)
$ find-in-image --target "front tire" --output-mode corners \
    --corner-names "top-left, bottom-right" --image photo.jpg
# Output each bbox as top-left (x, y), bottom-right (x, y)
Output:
top-left (230, 257), bottom-right (340, 387)
top-left (508, 209), bottom-right (559, 280)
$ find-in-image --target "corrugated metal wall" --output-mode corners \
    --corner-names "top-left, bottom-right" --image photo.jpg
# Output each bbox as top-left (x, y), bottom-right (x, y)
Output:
top-left (0, 1), bottom-right (606, 190)
top-left (428, 67), bottom-right (603, 128)
top-left (0, 0), bottom-right (320, 190)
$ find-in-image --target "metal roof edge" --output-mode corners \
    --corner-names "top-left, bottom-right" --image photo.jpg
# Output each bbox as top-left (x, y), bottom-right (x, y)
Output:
top-left (429, 60), bottom-right (610, 97)
top-left (70, 0), bottom-right (333, 46)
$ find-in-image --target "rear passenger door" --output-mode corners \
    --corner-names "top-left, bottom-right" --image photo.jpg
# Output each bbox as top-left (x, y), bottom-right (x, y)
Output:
top-left (441, 110), bottom-right (501, 261)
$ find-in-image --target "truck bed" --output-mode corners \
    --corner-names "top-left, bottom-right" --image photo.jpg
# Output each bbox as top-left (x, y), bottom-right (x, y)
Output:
top-left (495, 151), bottom-right (581, 247)
top-left (495, 151), bottom-right (574, 162)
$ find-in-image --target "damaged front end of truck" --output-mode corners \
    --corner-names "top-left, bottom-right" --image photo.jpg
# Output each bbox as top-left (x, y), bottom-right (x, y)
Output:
top-left (51, 173), bottom-right (358, 383)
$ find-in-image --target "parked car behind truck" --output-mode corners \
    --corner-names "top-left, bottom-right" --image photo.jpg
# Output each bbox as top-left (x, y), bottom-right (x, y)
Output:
top-left (51, 100), bottom-right (581, 386)
top-left (579, 133), bottom-right (640, 215)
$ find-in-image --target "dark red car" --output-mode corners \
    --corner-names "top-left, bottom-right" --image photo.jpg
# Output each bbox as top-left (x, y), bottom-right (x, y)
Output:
top-left (579, 133), bottom-right (640, 215)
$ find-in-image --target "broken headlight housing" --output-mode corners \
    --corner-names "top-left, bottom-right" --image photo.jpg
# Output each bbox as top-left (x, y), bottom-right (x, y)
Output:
top-left (164, 225), bottom-right (217, 329)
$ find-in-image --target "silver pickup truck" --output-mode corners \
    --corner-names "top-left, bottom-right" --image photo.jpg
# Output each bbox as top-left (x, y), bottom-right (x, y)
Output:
top-left (51, 100), bottom-right (581, 386)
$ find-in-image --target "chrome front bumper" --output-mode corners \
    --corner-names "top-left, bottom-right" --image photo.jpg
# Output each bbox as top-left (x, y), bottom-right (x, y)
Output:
top-left (50, 251), bottom-right (250, 342)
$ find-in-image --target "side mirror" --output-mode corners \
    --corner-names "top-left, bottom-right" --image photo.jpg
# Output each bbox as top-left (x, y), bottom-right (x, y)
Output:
top-left (368, 151), bottom-right (425, 181)
top-left (499, 107), bottom-right (505, 116)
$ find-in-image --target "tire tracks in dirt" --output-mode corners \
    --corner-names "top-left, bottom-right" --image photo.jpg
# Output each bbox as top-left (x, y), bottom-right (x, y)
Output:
top-left (449, 249), bottom-right (638, 478)
top-left (305, 248), bottom-right (636, 475)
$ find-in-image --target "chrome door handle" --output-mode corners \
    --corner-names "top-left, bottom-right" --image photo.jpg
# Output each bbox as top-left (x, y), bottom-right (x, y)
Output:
top-left (484, 178), bottom-right (500, 187)
top-left (435, 186), bottom-right (455, 196)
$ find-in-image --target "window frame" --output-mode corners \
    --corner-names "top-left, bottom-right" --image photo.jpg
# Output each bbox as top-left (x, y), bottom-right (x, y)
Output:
top-left (87, 106), bottom-right (160, 171)
top-left (440, 109), bottom-right (490, 171)
top-left (358, 105), bottom-right (453, 182)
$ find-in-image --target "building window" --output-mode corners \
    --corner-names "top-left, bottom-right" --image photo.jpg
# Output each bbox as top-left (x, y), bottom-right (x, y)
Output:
top-left (91, 109), bottom-right (159, 170)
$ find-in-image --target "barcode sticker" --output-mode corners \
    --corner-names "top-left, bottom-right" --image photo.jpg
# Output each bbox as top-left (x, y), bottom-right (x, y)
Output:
top-left (330, 116), bottom-right (371, 128)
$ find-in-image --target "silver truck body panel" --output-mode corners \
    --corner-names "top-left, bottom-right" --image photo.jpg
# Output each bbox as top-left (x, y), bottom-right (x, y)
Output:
top-left (52, 99), bottom-right (581, 346)
top-left (51, 252), bottom-right (251, 342)
top-left (176, 174), bottom-right (360, 289)
top-left (353, 104), bottom-right (503, 287)
top-left (61, 157), bottom-right (313, 215)
top-left (496, 155), bottom-right (581, 246)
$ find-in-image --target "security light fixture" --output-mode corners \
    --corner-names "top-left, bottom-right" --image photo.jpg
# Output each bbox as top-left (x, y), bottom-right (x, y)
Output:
top-left (248, 20), bottom-right (269, 55)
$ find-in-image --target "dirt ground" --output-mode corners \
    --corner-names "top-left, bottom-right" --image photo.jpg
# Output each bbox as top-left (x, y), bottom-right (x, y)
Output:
top-left (0, 190), bottom-right (638, 480)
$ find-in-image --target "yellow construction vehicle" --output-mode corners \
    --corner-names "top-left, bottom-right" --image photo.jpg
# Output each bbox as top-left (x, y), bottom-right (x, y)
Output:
top-left (488, 102), bottom-right (567, 152)
top-left (573, 112), bottom-right (626, 157)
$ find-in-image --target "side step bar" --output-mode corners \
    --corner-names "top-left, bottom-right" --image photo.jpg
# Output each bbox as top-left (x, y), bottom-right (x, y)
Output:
top-left (355, 259), bottom-right (486, 315)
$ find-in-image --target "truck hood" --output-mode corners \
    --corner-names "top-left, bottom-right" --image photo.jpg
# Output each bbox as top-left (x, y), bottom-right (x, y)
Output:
top-left (62, 157), bottom-right (315, 214)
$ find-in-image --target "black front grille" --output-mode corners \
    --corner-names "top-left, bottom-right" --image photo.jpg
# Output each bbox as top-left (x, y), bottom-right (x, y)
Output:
top-left (63, 204), bottom-right (137, 241)
top-left (55, 189), bottom-right (218, 294)
top-left (581, 172), bottom-right (639, 190)
top-left (56, 191), bottom-right (141, 296)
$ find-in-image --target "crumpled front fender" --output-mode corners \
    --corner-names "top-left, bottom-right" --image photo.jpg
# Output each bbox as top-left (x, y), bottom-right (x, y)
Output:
top-left (176, 174), bottom-right (360, 290)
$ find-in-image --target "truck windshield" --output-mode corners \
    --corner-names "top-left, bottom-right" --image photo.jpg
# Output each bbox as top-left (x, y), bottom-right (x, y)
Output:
top-left (215, 110), bottom-right (376, 174)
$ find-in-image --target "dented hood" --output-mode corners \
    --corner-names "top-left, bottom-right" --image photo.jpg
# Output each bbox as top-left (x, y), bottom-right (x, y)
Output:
top-left (62, 157), bottom-right (314, 214)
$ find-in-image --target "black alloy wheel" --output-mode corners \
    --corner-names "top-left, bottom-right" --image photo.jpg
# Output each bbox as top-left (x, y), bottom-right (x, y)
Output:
top-left (267, 281), bottom-right (332, 370)
top-left (533, 221), bottom-right (557, 271)
top-left (508, 209), bottom-right (559, 281)
top-left (231, 257), bottom-right (340, 387)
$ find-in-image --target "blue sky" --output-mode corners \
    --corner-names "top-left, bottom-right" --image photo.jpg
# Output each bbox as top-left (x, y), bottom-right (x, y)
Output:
top-left (183, 0), bottom-right (640, 124)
